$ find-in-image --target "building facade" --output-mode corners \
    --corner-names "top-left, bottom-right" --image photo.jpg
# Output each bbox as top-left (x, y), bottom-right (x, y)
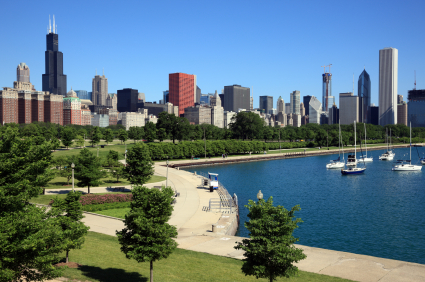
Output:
top-left (44, 93), bottom-right (63, 125)
top-left (379, 47), bottom-right (398, 126)
top-left (328, 104), bottom-right (339, 125)
top-left (407, 89), bottom-right (425, 127)
top-left (290, 90), bottom-right (300, 115)
top-left (397, 103), bottom-right (407, 126)
top-left (339, 92), bottom-right (359, 125)
top-left (169, 72), bottom-right (196, 117)
top-left (211, 92), bottom-right (224, 128)
top-left (277, 96), bottom-right (284, 113)
top-left (0, 88), bottom-right (19, 124)
top-left (31, 92), bottom-right (44, 122)
top-left (18, 91), bottom-right (32, 124)
top-left (322, 72), bottom-right (332, 112)
top-left (63, 89), bottom-right (81, 125)
top-left (303, 95), bottom-right (312, 116)
top-left (17, 62), bottom-right (30, 82)
top-left (92, 114), bottom-right (109, 127)
top-left (42, 18), bottom-right (67, 96)
top-left (92, 73), bottom-right (108, 106)
top-left (358, 69), bottom-right (371, 123)
top-left (121, 112), bottom-right (145, 130)
top-left (117, 88), bottom-right (139, 112)
top-left (224, 111), bottom-right (236, 128)
top-left (259, 96), bottom-right (273, 114)
top-left (309, 96), bottom-right (321, 124)
top-left (184, 106), bottom-right (211, 125)
top-left (223, 84), bottom-right (250, 113)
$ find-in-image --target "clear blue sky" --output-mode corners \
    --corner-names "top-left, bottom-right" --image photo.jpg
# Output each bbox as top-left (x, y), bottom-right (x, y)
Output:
top-left (1, 0), bottom-right (424, 108)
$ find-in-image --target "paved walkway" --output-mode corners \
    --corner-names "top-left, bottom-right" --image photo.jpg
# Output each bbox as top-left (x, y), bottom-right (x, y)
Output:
top-left (48, 161), bottom-right (425, 282)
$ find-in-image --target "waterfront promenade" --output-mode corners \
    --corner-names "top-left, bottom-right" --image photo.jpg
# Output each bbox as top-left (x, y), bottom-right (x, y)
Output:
top-left (46, 154), bottom-right (425, 282)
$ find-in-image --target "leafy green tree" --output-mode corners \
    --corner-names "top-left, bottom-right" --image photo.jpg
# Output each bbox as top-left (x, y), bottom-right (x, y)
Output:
top-left (157, 127), bottom-right (168, 142)
top-left (125, 142), bottom-right (154, 185)
top-left (118, 129), bottom-right (128, 144)
top-left (58, 156), bottom-right (77, 185)
top-left (144, 122), bottom-right (157, 142)
top-left (74, 148), bottom-right (105, 194)
top-left (111, 162), bottom-right (128, 183)
top-left (103, 128), bottom-right (114, 144)
top-left (54, 155), bottom-right (68, 170)
top-left (235, 196), bottom-right (306, 282)
top-left (51, 191), bottom-right (90, 263)
top-left (105, 150), bottom-right (119, 167)
top-left (61, 126), bottom-right (75, 149)
top-left (90, 126), bottom-right (102, 147)
top-left (75, 135), bottom-right (85, 148)
top-left (128, 126), bottom-right (140, 143)
top-left (230, 112), bottom-right (264, 140)
top-left (0, 128), bottom-right (66, 282)
top-left (116, 186), bottom-right (178, 282)
top-left (263, 126), bottom-right (274, 142)
top-left (157, 112), bottom-right (191, 143)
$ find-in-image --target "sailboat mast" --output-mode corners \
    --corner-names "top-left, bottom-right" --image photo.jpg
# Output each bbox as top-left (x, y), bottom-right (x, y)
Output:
top-left (410, 122), bottom-right (412, 163)
top-left (354, 121), bottom-right (356, 157)
top-left (365, 125), bottom-right (367, 157)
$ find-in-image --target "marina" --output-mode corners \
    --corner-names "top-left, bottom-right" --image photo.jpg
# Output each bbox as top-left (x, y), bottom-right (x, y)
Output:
top-left (184, 146), bottom-right (425, 265)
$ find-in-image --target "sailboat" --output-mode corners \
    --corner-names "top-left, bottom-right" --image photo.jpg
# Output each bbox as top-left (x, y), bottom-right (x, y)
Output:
top-left (342, 121), bottom-right (366, 175)
top-left (379, 128), bottom-right (395, 160)
top-left (358, 124), bottom-right (373, 162)
top-left (326, 120), bottom-right (345, 169)
top-left (392, 122), bottom-right (422, 171)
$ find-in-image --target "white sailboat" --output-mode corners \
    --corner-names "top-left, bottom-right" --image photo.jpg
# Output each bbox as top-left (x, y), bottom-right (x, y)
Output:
top-left (392, 122), bottom-right (422, 171)
top-left (358, 124), bottom-right (373, 162)
top-left (342, 121), bottom-right (366, 175)
top-left (326, 120), bottom-right (345, 169)
top-left (379, 128), bottom-right (395, 160)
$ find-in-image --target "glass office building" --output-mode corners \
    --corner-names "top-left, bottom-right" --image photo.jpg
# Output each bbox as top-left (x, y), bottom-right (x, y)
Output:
top-left (358, 69), bottom-right (371, 123)
top-left (322, 73), bottom-right (332, 112)
top-left (75, 90), bottom-right (92, 101)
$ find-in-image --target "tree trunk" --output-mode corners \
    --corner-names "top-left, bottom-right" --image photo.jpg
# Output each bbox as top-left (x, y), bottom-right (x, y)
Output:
top-left (88, 186), bottom-right (90, 194)
top-left (150, 260), bottom-right (153, 282)
top-left (66, 250), bottom-right (69, 263)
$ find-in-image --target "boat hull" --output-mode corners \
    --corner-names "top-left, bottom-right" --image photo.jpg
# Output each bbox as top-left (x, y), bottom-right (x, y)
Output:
top-left (359, 157), bottom-right (373, 162)
top-left (341, 168), bottom-right (366, 175)
top-left (326, 162), bottom-right (345, 169)
top-left (392, 165), bottom-right (422, 171)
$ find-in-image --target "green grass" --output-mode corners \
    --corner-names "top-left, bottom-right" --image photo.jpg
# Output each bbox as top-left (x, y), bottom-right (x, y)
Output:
top-left (44, 174), bottom-right (166, 189)
top-left (60, 232), bottom-right (354, 282)
top-left (53, 143), bottom-right (138, 161)
top-left (94, 208), bottom-right (130, 218)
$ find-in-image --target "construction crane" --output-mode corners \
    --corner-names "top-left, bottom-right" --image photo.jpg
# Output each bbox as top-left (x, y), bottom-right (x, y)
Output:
top-left (321, 64), bottom-right (332, 73)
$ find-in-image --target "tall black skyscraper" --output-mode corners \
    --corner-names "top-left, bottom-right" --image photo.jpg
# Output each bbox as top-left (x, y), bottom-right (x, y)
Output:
top-left (42, 16), bottom-right (67, 96)
top-left (358, 69), bottom-right (371, 123)
top-left (303, 95), bottom-right (312, 116)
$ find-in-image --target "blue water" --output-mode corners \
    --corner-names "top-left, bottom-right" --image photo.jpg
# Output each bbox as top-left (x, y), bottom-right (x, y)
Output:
top-left (184, 147), bottom-right (425, 264)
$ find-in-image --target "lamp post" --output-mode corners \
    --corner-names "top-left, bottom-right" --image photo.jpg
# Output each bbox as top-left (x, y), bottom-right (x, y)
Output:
top-left (257, 190), bottom-right (263, 201)
top-left (71, 163), bottom-right (75, 192)
top-left (166, 159), bottom-right (169, 188)
top-left (97, 146), bottom-right (99, 157)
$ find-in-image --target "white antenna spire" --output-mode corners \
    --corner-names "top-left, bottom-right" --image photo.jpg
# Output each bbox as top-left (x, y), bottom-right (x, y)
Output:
top-left (53, 15), bottom-right (55, 34)
top-left (49, 15), bottom-right (51, 33)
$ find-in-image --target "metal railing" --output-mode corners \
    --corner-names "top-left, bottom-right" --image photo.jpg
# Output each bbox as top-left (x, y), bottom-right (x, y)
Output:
top-left (195, 171), bottom-right (238, 214)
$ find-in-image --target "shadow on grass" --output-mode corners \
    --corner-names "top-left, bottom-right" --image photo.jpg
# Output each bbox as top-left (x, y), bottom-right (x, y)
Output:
top-left (78, 265), bottom-right (147, 282)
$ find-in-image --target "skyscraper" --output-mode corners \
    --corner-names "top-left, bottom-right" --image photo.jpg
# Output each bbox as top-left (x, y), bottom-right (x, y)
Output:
top-left (17, 62), bottom-right (30, 82)
top-left (339, 92), bottom-right (359, 125)
top-left (290, 90), bottom-right (300, 114)
top-left (223, 84), bottom-right (250, 112)
top-left (322, 69), bottom-right (332, 112)
top-left (358, 69), bottom-right (371, 123)
top-left (169, 72), bottom-right (196, 117)
top-left (303, 95), bottom-right (312, 116)
top-left (42, 15), bottom-right (67, 96)
top-left (309, 96), bottom-right (321, 124)
top-left (259, 96), bottom-right (273, 114)
top-left (407, 89), bottom-right (425, 127)
top-left (117, 88), bottom-right (139, 112)
top-left (379, 47), bottom-right (398, 126)
top-left (92, 72), bottom-right (108, 106)
top-left (277, 96), bottom-right (284, 113)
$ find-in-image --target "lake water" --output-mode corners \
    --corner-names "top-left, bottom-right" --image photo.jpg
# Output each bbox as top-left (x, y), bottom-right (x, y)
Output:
top-left (184, 147), bottom-right (425, 264)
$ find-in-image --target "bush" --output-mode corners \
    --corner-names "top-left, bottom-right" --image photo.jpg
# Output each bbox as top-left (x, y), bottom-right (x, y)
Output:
top-left (49, 193), bottom-right (132, 206)
top-left (82, 201), bottom-right (131, 212)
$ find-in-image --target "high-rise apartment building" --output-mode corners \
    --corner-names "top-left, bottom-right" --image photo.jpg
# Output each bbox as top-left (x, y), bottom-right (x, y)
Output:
top-left (303, 95), bottom-right (312, 116)
top-left (397, 94), bottom-right (403, 104)
top-left (397, 103), bottom-right (407, 126)
top-left (277, 96), bottom-right (284, 113)
top-left (223, 84), bottom-right (250, 112)
top-left (285, 103), bottom-right (291, 114)
top-left (379, 47), bottom-right (398, 126)
top-left (358, 69), bottom-right (371, 123)
top-left (44, 93), bottom-right (63, 125)
top-left (42, 16), bottom-right (67, 96)
top-left (309, 96), bottom-right (321, 124)
top-left (0, 88), bottom-right (19, 124)
top-left (106, 93), bottom-right (117, 110)
top-left (407, 89), bottom-right (425, 127)
top-left (300, 103), bottom-right (305, 117)
top-left (63, 89), bottom-right (81, 125)
top-left (328, 104), bottom-right (339, 125)
top-left (17, 62), bottom-right (30, 83)
top-left (31, 92), bottom-right (44, 123)
top-left (322, 70), bottom-right (332, 112)
top-left (290, 90), bottom-right (300, 114)
top-left (169, 72), bottom-right (196, 117)
top-left (339, 92), bottom-right (359, 125)
top-left (92, 72), bottom-right (108, 106)
top-left (259, 96), bottom-right (273, 114)
top-left (18, 91), bottom-right (32, 124)
top-left (117, 88), bottom-right (139, 112)
top-left (184, 106), bottom-right (211, 125)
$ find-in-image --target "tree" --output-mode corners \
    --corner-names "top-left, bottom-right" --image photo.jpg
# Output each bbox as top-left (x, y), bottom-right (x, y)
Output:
top-left (103, 128), bottom-right (114, 144)
top-left (157, 128), bottom-right (168, 142)
top-left (128, 126), bottom-right (140, 143)
top-left (51, 191), bottom-right (90, 263)
top-left (74, 148), bottom-right (105, 194)
top-left (235, 196), bottom-right (306, 282)
top-left (111, 162), bottom-right (128, 183)
top-left (156, 112), bottom-right (190, 143)
top-left (61, 126), bottom-right (75, 149)
top-left (75, 135), bottom-right (85, 148)
top-left (263, 126), bottom-right (274, 142)
top-left (105, 150), bottom-right (119, 167)
top-left (90, 126), bottom-right (102, 147)
top-left (58, 156), bottom-right (77, 185)
top-left (144, 122), bottom-right (157, 142)
top-left (230, 112), bottom-right (264, 140)
top-left (125, 142), bottom-right (154, 186)
top-left (0, 128), bottom-right (66, 282)
top-left (116, 186), bottom-right (178, 282)
top-left (118, 129), bottom-right (128, 144)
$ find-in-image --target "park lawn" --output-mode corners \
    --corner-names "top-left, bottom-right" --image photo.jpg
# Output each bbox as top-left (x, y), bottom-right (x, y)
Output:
top-left (44, 174), bottom-right (166, 189)
top-left (60, 232), bottom-right (354, 282)
top-left (94, 208), bottom-right (130, 219)
top-left (52, 143), bottom-right (138, 161)
top-left (30, 192), bottom-right (131, 205)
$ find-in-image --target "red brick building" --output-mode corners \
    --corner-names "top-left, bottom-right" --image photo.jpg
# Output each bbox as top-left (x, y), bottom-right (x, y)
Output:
top-left (44, 94), bottom-right (63, 125)
top-left (63, 89), bottom-right (81, 125)
top-left (31, 92), bottom-right (44, 122)
top-left (0, 87), bottom-right (19, 124)
top-left (81, 108), bottom-right (92, 126)
top-left (99, 108), bottom-right (118, 125)
top-left (18, 91), bottom-right (32, 124)
top-left (169, 73), bottom-right (196, 117)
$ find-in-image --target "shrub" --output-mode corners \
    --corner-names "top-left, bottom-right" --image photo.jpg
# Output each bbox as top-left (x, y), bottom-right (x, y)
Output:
top-left (49, 193), bottom-right (132, 206)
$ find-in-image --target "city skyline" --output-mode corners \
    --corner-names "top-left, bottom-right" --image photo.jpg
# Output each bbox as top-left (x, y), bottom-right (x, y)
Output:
top-left (1, 1), bottom-right (425, 108)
